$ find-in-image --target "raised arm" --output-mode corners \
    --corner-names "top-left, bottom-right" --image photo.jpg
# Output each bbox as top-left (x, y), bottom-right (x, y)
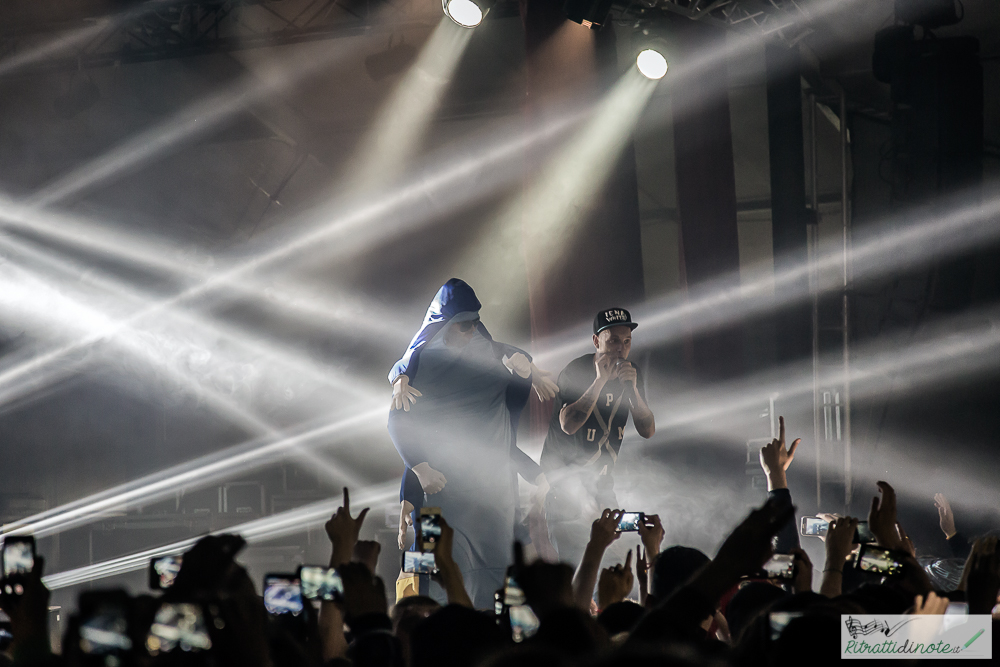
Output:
top-left (759, 416), bottom-right (801, 553)
top-left (560, 355), bottom-right (614, 435)
top-left (617, 361), bottom-right (654, 438)
top-left (572, 509), bottom-right (623, 609)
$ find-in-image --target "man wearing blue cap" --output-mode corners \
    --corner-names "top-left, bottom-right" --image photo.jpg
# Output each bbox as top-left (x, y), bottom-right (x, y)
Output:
top-left (539, 307), bottom-right (656, 560)
top-left (386, 278), bottom-right (557, 607)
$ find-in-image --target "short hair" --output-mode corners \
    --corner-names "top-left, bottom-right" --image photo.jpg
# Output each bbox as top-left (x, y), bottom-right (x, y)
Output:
top-left (650, 546), bottom-right (710, 600)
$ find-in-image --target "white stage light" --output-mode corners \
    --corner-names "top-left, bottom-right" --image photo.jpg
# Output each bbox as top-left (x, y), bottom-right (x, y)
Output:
top-left (636, 49), bottom-right (668, 80)
top-left (444, 0), bottom-right (485, 27)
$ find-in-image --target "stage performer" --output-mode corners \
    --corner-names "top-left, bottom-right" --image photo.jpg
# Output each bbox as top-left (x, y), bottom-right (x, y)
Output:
top-left (387, 278), bottom-right (557, 607)
top-left (539, 307), bottom-right (656, 562)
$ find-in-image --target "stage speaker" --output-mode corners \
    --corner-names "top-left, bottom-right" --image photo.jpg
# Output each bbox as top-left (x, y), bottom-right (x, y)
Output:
top-left (223, 482), bottom-right (265, 515)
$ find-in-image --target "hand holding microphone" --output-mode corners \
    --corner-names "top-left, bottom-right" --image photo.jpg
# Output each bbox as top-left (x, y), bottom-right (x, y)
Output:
top-left (615, 359), bottom-right (638, 391)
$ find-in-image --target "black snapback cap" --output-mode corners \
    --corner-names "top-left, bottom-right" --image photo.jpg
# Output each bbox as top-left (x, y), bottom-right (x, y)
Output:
top-left (594, 308), bottom-right (638, 335)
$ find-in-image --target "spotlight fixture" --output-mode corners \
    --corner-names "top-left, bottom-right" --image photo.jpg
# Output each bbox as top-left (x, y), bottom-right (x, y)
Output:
top-left (564, 0), bottom-right (614, 29)
top-left (442, 0), bottom-right (491, 27)
top-left (636, 48), bottom-right (668, 80)
top-left (631, 32), bottom-right (669, 81)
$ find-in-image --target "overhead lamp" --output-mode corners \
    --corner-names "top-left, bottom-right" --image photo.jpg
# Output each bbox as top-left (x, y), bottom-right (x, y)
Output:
top-left (563, 0), bottom-right (614, 29)
top-left (631, 32), bottom-right (669, 81)
top-left (636, 48), bottom-right (668, 80)
top-left (442, 0), bottom-right (491, 28)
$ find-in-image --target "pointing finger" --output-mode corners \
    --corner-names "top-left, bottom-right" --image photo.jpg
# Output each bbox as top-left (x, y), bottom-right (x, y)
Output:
top-left (779, 416), bottom-right (785, 444)
top-left (343, 487), bottom-right (350, 512)
top-left (625, 549), bottom-right (633, 571)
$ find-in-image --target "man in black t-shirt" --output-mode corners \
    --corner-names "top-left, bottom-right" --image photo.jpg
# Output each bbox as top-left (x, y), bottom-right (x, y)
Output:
top-left (540, 308), bottom-right (656, 549)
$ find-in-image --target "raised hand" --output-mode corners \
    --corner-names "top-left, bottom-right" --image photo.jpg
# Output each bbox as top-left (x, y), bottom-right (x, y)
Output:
top-left (597, 549), bottom-right (634, 609)
top-left (325, 487), bottom-right (370, 567)
top-left (898, 523), bottom-right (916, 557)
top-left (339, 562), bottom-right (388, 621)
top-left (934, 493), bottom-right (957, 539)
top-left (591, 509), bottom-right (624, 551)
top-left (962, 536), bottom-right (1000, 615)
top-left (869, 481), bottom-right (904, 551)
top-left (391, 375), bottom-right (422, 412)
top-left (638, 514), bottom-right (665, 560)
top-left (616, 361), bottom-right (638, 389)
top-left (714, 497), bottom-right (796, 578)
top-left (790, 548), bottom-right (814, 594)
top-left (758, 416), bottom-right (800, 491)
top-left (826, 517), bottom-right (858, 565)
top-left (352, 540), bottom-right (381, 574)
top-left (594, 353), bottom-right (617, 384)
top-left (529, 363), bottom-right (559, 401)
top-left (502, 352), bottom-right (532, 378)
top-left (397, 500), bottom-right (414, 551)
top-left (913, 591), bottom-right (950, 615)
top-left (432, 517), bottom-right (473, 607)
top-left (413, 462), bottom-right (447, 494)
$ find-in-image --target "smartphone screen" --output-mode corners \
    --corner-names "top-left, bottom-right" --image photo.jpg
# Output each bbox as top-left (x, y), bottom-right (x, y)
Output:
top-left (857, 544), bottom-right (905, 576)
top-left (769, 611), bottom-right (804, 642)
top-left (298, 566), bottom-right (344, 602)
top-left (419, 507), bottom-right (442, 552)
top-left (149, 555), bottom-right (183, 590)
top-left (503, 576), bottom-right (526, 606)
top-left (854, 521), bottom-right (877, 544)
top-left (402, 551), bottom-right (438, 574)
top-left (2, 538), bottom-right (35, 578)
top-left (146, 602), bottom-right (213, 654)
top-left (762, 554), bottom-right (796, 579)
top-left (78, 602), bottom-right (133, 655)
top-left (799, 516), bottom-right (829, 537)
top-left (617, 512), bottom-right (643, 532)
top-left (509, 604), bottom-right (540, 643)
top-left (263, 575), bottom-right (304, 616)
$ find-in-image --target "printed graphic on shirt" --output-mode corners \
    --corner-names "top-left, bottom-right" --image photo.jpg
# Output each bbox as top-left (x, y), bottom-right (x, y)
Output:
top-left (540, 353), bottom-right (646, 471)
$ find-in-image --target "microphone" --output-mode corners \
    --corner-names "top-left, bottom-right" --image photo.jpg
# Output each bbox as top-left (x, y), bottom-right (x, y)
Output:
top-left (614, 359), bottom-right (634, 400)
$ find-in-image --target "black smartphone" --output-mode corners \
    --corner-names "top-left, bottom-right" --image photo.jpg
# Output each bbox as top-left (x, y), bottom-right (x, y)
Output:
top-left (761, 553), bottom-right (796, 579)
top-left (75, 591), bottom-right (134, 664)
top-left (0, 610), bottom-right (12, 652)
top-left (263, 574), bottom-right (304, 617)
top-left (768, 611), bottom-right (804, 642)
top-left (856, 544), bottom-right (906, 576)
top-left (146, 602), bottom-right (213, 654)
top-left (854, 521), bottom-right (877, 544)
top-left (419, 507), bottom-right (442, 552)
top-left (617, 512), bottom-right (644, 532)
top-left (297, 565), bottom-right (344, 602)
top-left (401, 551), bottom-right (438, 575)
top-left (501, 574), bottom-right (539, 643)
top-left (148, 555), bottom-right (183, 591)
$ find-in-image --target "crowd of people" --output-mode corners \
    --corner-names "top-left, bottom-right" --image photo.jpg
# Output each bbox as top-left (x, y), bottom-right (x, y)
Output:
top-left (1, 416), bottom-right (998, 667)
